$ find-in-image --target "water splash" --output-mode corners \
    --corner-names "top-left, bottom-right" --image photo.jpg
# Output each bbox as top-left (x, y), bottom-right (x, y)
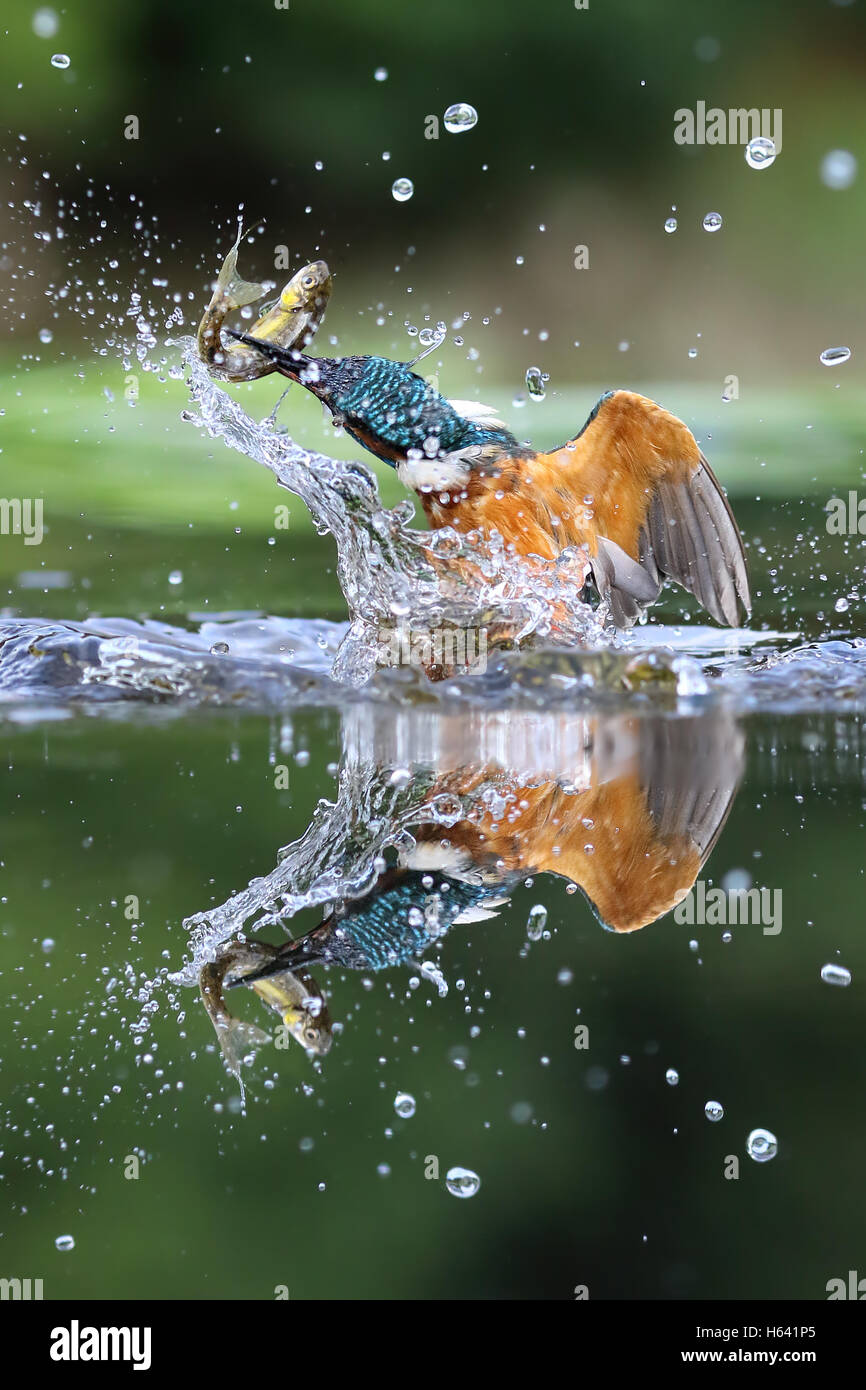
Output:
top-left (179, 337), bottom-right (604, 685)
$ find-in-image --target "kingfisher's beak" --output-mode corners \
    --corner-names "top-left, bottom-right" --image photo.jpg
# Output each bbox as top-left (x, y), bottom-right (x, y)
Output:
top-left (224, 931), bottom-right (324, 988)
top-left (227, 330), bottom-right (308, 376)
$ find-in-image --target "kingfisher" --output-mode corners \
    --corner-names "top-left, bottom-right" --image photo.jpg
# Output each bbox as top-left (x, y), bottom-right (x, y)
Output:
top-left (229, 332), bottom-right (750, 628)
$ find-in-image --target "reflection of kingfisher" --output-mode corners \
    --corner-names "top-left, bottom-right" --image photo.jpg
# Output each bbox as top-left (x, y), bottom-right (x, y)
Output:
top-left (226, 709), bottom-right (744, 1001)
top-left (230, 332), bottom-right (750, 628)
top-left (228, 866), bottom-right (514, 985)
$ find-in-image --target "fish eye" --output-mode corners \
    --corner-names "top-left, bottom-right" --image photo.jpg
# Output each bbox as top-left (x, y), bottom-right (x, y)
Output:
top-left (302, 275), bottom-right (316, 288)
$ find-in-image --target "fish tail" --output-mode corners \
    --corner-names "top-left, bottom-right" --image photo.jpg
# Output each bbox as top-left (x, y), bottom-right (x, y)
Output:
top-left (215, 1018), bottom-right (271, 1078)
top-left (209, 221), bottom-right (265, 310)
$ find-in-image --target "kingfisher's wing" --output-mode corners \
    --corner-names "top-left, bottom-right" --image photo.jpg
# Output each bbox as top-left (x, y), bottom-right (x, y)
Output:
top-left (550, 390), bottom-right (750, 627)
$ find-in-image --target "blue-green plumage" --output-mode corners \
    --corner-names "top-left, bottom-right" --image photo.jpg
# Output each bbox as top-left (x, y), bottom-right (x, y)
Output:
top-left (227, 869), bottom-right (510, 981)
top-left (229, 334), bottom-right (520, 467)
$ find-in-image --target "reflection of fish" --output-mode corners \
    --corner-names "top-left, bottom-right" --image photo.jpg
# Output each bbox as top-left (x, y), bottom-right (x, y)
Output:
top-left (230, 331), bottom-right (750, 629)
top-left (197, 225), bottom-right (331, 383)
top-left (199, 942), bottom-right (332, 1081)
top-left (240, 961), bottom-right (332, 1056)
top-left (228, 866), bottom-right (512, 985)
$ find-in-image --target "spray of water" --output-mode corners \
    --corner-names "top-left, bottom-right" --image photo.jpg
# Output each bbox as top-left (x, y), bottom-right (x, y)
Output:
top-left (179, 337), bottom-right (606, 685)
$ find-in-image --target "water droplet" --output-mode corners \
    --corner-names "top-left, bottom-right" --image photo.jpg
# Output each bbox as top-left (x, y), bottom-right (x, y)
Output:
top-left (38, 327), bottom-right (53, 344)
top-left (374, 67), bottom-right (388, 82)
top-left (394, 1091), bottom-right (416, 1118)
top-left (420, 960), bottom-right (447, 996)
top-left (688, 347), bottom-right (698, 359)
top-left (525, 366), bottom-right (547, 401)
top-left (664, 217), bottom-right (677, 233)
top-left (526, 903), bottom-right (548, 940)
top-left (446, 1166), bottom-right (481, 1199)
top-left (705, 1100), bottom-right (724, 1122)
top-left (695, 35), bottom-right (721, 62)
top-left (556, 967), bottom-right (573, 985)
top-left (746, 1127), bottom-right (778, 1163)
top-left (55, 1234), bottom-right (75, 1251)
top-left (41, 937), bottom-right (55, 952)
top-left (418, 322), bottom-right (446, 349)
top-left (665, 1068), bottom-right (679, 1086)
top-left (209, 641), bottom-right (230, 655)
top-left (819, 345), bottom-right (851, 366)
top-left (50, 53), bottom-right (70, 69)
top-left (444, 103), bottom-right (478, 134)
top-left (722, 868), bottom-right (752, 892)
top-left (702, 211), bottom-right (723, 233)
top-left (835, 597), bottom-right (850, 614)
top-left (821, 149), bottom-right (857, 190)
top-left (745, 136), bottom-right (776, 170)
top-left (32, 8), bottom-right (60, 39)
top-left (391, 177), bottom-right (414, 203)
top-left (820, 962), bottom-right (852, 986)
top-left (168, 569), bottom-right (183, 586)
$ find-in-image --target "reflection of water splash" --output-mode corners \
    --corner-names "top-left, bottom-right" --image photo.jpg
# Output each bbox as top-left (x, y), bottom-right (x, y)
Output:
top-left (180, 337), bottom-right (606, 683)
top-left (176, 744), bottom-right (445, 983)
